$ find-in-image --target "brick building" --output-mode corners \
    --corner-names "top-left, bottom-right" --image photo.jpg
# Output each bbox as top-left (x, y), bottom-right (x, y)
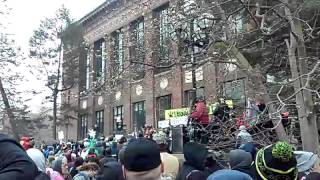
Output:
top-left (62, 0), bottom-right (247, 140)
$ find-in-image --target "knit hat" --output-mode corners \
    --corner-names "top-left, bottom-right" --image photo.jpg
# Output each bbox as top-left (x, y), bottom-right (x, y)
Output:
top-left (255, 141), bottom-right (298, 180)
top-left (124, 138), bottom-right (161, 172)
top-left (153, 131), bottom-right (167, 145)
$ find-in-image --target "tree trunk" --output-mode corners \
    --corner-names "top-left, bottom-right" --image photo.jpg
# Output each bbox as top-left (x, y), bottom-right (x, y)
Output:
top-left (53, 88), bottom-right (58, 140)
top-left (284, 1), bottom-right (319, 152)
top-left (0, 78), bottom-right (19, 140)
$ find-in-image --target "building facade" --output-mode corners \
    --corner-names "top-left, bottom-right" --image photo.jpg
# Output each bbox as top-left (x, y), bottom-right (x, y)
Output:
top-left (62, 0), bottom-right (248, 140)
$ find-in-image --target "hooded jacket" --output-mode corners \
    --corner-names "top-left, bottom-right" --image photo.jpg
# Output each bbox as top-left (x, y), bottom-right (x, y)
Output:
top-left (229, 149), bottom-right (254, 178)
top-left (190, 101), bottom-right (209, 125)
top-left (73, 162), bottom-right (100, 180)
top-left (96, 161), bottom-right (124, 180)
top-left (0, 134), bottom-right (38, 180)
top-left (176, 142), bottom-right (207, 180)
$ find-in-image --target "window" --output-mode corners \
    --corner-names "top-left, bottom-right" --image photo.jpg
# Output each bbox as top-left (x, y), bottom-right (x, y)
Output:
top-left (113, 106), bottom-right (124, 132)
top-left (130, 18), bottom-right (145, 80)
top-left (114, 29), bottom-right (124, 74)
top-left (79, 114), bottom-right (88, 139)
top-left (157, 95), bottom-right (172, 121)
top-left (224, 79), bottom-right (245, 105)
top-left (156, 6), bottom-right (173, 73)
top-left (184, 87), bottom-right (205, 107)
top-left (85, 52), bottom-right (90, 90)
top-left (133, 101), bottom-right (145, 131)
top-left (94, 39), bottom-right (106, 83)
top-left (95, 110), bottom-right (104, 134)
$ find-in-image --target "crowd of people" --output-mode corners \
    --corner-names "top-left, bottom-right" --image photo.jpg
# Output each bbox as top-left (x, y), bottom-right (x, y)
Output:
top-left (1, 130), bottom-right (320, 180)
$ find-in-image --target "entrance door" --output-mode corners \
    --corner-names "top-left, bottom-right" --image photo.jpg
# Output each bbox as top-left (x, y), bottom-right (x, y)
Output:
top-left (133, 101), bottom-right (145, 132)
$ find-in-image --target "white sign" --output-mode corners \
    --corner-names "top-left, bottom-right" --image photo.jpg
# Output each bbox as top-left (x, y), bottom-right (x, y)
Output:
top-left (136, 85), bottom-right (143, 96)
top-left (160, 78), bottom-right (168, 89)
top-left (82, 100), bottom-right (87, 109)
top-left (58, 131), bottom-right (64, 142)
top-left (116, 91), bottom-right (121, 100)
top-left (98, 96), bottom-right (103, 105)
top-left (158, 120), bottom-right (170, 128)
top-left (115, 134), bottom-right (123, 141)
top-left (170, 116), bottom-right (188, 126)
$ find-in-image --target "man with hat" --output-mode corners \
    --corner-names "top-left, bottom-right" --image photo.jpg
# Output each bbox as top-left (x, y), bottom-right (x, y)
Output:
top-left (253, 141), bottom-right (298, 180)
top-left (123, 138), bottom-right (167, 180)
top-left (153, 131), bottom-right (180, 179)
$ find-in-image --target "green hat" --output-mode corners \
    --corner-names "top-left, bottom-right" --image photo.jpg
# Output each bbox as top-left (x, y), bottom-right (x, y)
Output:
top-left (255, 141), bottom-right (298, 180)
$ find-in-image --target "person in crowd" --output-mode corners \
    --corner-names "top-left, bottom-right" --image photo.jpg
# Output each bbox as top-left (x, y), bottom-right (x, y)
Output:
top-left (96, 161), bottom-right (124, 180)
top-left (27, 146), bottom-right (51, 180)
top-left (73, 162), bottom-right (100, 180)
top-left (236, 125), bottom-right (253, 148)
top-left (70, 157), bottom-right (84, 178)
top-left (203, 153), bottom-right (223, 177)
top-left (207, 169), bottom-right (253, 180)
top-left (118, 147), bottom-right (126, 165)
top-left (123, 138), bottom-right (167, 180)
top-left (295, 151), bottom-right (320, 179)
top-left (189, 96), bottom-right (210, 144)
top-left (153, 131), bottom-right (180, 179)
top-left (252, 141), bottom-right (298, 180)
top-left (100, 146), bottom-right (116, 164)
top-left (50, 159), bottom-right (66, 180)
top-left (229, 149), bottom-right (254, 178)
top-left (20, 136), bottom-right (31, 150)
top-left (0, 134), bottom-right (38, 180)
top-left (176, 142), bottom-right (208, 180)
top-left (213, 98), bottom-right (230, 122)
top-left (239, 142), bottom-right (257, 160)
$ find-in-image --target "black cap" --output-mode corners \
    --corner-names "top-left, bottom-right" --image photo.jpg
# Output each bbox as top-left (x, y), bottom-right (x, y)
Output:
top-left (124, 138), bottom-right (161, 172)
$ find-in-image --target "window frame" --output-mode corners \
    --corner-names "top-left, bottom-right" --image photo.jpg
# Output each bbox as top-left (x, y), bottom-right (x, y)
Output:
top-left (95, 110), bottom-right (104, 134)
top-left (113, 106), bottom-right (124, 132)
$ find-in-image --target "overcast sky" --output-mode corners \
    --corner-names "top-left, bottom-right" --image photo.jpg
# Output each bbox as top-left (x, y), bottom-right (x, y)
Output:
top-left (5, 0), bottom-right (105, 112)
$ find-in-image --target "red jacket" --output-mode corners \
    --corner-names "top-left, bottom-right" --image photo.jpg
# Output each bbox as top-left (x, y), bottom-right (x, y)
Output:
top-left (191, 101), bottom-right (209, 125)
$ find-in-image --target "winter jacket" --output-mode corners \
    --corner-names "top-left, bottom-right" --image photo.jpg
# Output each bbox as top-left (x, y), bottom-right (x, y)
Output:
top-left (73, 163), bottom-right (100, 180)
top-left (207, 169), bottom-right (253, 180)
top-left (229, 149), bottom-right (254, 178)
top-left (27, 148), bottom-right (47, 172)
top-left (176, 142), bottom-right (207, 180)
top-left (0, 134), bottom-right (38, 180)
top-left (190, 101), bottom-right (209, 125)
top-left (96, 161), bottom-right (124, 180)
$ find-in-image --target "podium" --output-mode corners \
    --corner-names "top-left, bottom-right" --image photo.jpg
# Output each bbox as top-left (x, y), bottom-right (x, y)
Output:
top-left (171, 126), bottom-right (184, 153)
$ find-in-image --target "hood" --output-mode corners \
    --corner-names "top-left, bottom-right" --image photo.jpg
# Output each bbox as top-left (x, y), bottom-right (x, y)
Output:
top-left (295, 151), bottom-right (318, 173)
top-left (27, 148), bottom-right (46, 172)
top-left (100, 161), bottom-right (124, 180)
top-left (183, 142), bottom-right (208, 170)
top-left (78, 162), bottom-right (100, 177)
top-left (229, 149), bottom-right (252, 170)
top-left (52, 159), bottom-right (62, 174)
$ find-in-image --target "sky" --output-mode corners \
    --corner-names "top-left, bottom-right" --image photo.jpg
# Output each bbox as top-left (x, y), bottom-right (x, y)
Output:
top-left (5, 0), bottom-right (105, 112)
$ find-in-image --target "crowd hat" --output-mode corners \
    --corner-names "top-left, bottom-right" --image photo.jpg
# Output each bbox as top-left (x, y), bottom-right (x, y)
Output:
top-left (124, 138), bottom-right (161, 172)
top-left (153, 131), bottom-right (167, 145)
top-left (255, 141), bottom-right (298, 180)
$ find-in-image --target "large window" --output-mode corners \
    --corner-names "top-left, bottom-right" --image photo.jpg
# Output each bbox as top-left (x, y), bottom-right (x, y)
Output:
top-left (184, 87), bottom-right (205, 107)
top-left (85, 52), bottom-right (90, 90)
top-left (79, 114), bottom-right (88, 139)
top-left (157, 95), bottom-right (172, 122)
top-left (130, 18), bottom-right (145, 80)
top-left (95, 110), bottom-right (104, 134)
top-left (133, 101), bottom-right (145, 131)
top-left (155, 5), bottom-right (173, 73)
top-left (224, 79), bottom-right (246, 106)
top-left (113, 106), bottom-right (124, 132)
top-left (94, 39), bottom-right (106, 83)
top-left (114, 29), bottom-right (124, 74)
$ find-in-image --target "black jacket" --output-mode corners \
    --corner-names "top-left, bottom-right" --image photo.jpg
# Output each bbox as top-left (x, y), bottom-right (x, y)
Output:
top-left (0, 134), bottom-right (38, 180)
top-left (96, 161), bottom-right (124, 180)
top-left (176, 142), bottom-right (207, 180)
